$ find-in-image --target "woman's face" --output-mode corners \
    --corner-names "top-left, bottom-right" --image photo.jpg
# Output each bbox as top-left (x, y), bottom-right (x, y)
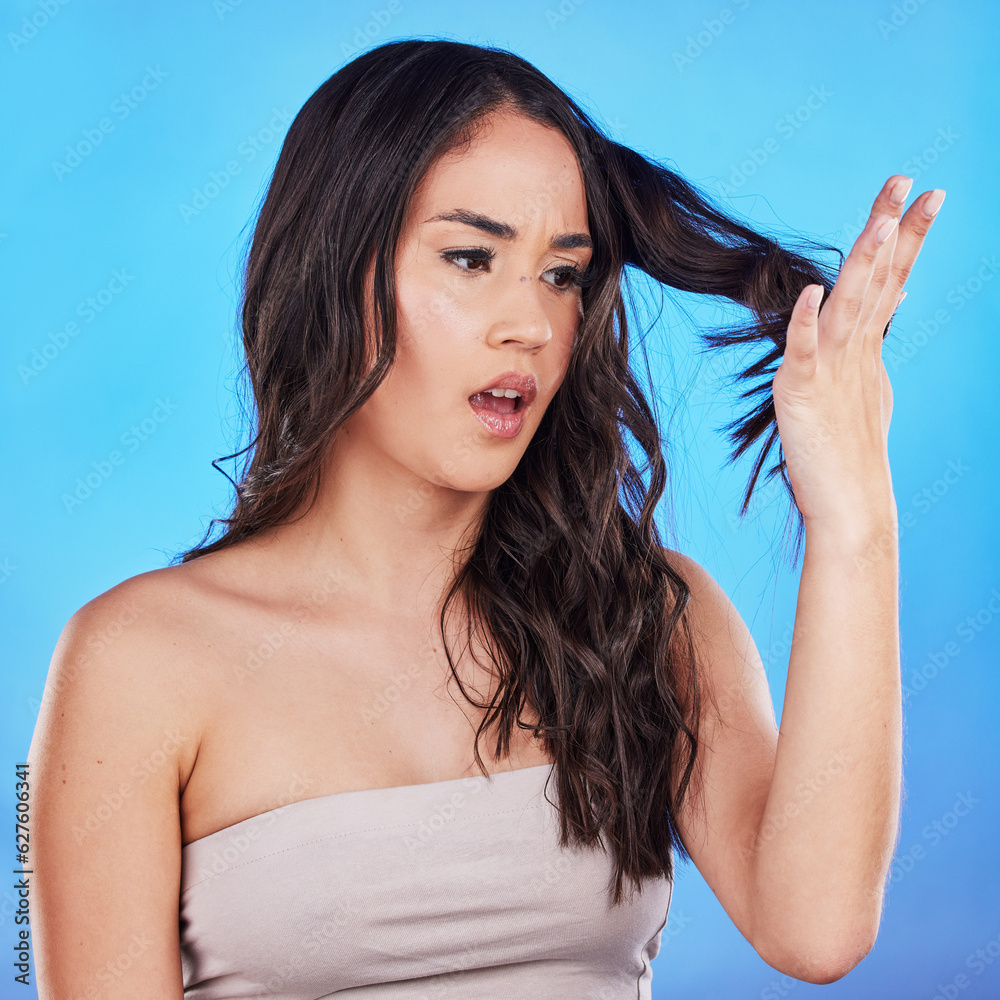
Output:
top-left (349, 110), bottom-right (592, 494)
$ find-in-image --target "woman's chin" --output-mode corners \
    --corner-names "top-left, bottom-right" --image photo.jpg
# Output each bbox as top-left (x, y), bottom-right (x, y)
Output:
top-left (433, 466), bottom-right (520, 495)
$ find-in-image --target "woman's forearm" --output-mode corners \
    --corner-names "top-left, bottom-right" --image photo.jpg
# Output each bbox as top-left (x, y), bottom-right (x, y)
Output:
top-left (749, 509), bottom-right (902, 980)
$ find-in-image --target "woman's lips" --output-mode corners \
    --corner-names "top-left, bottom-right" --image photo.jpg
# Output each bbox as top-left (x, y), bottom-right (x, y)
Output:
top-left (468, 391), bottom-right (526, 438)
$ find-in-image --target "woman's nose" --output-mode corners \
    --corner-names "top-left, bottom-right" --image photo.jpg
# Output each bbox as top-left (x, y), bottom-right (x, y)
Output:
top-left (485, 276), bottom-right (553, 349)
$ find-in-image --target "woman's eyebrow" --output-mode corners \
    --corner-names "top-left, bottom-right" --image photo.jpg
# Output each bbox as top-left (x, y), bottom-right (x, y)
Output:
top-left (424, 208), bottom-right (592, 251)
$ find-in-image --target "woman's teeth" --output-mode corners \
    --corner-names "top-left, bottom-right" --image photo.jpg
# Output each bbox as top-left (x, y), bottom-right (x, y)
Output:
top-left (469, 389), bottom-right (520, 414)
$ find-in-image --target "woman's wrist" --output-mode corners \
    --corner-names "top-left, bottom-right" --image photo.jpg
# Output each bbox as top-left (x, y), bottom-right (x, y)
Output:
top-left (801, 499), bottom-right (899, 554)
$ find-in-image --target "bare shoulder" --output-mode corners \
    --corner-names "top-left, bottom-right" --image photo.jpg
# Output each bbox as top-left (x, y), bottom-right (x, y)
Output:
top-left (43, 559), bottom-right (227, 707)
top-left (660, 546), bottom-right (748, 659)
top-left (26, 560), bottom-right (234, 997)
top-left (659, 544), bottom-right (777, 743)
top-left (31, 561), bottom-right (227, 790)
top-left (661, 546), bottom-right (725, 614)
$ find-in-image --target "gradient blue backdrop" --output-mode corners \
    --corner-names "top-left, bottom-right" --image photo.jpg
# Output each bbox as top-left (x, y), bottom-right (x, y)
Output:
top-left (3, 1), bottom-right (998, 997)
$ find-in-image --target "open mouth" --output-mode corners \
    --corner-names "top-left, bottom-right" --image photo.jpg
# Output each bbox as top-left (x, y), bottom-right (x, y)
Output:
top-left (467, 389), bottom-right (525, 414)
top-left (467, 372), bottom-right (536, 439)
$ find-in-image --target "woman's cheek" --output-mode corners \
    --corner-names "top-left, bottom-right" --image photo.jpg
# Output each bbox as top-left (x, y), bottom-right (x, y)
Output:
top-left (397, 262), bottom-right (466, 340)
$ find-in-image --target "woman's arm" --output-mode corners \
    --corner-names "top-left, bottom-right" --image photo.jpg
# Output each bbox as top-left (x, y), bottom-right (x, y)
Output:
top-left (746, 514), bottom-right (900, 979)
top-left (665, 541), bottom-right (896, 985)
top-left (28, 580), bottom-right (195, 999)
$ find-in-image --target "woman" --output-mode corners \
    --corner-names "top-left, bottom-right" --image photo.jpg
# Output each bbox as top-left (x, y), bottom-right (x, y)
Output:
top-left (29, 38), bottom-right (943, 998)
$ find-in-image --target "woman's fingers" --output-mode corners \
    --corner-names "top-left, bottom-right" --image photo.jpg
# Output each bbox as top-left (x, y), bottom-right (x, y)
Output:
top-left (785, 283), bottom-right (823, 369)
top-left (863, 188), bottom-right (946, 352)
top-left (891, 189), bottom-right (946, 287)
top-left (855, 177), bottom-right (913, 340)
top-left (820, 175), bottom-right (911, 347)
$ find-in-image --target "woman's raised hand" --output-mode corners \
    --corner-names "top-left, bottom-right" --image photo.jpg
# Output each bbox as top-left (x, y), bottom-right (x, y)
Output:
top-left (771, 175), bottom-right (946, 530)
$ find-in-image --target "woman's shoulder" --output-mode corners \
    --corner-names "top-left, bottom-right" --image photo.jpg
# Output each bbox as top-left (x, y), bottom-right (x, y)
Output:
top-left (660, 545), bottom-right (699, 578)
top-left (660, 545), bottom-right (718, 604)
top-left (59, 557), bottom-right (224, 658)
top-left (32, 551), bottom-right (280, 803)
top-left (46, 540), bottom-right (343, 712)
top-left (43, 556), bottom-right (249, 731)
top-left (660, 544), bottom-right (747, 632)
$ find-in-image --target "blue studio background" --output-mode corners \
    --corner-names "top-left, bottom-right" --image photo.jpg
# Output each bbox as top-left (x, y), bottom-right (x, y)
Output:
top-left (2, 1), bottom-right (998, 997)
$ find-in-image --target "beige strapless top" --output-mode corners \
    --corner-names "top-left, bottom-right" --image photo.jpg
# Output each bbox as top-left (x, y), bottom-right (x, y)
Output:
top-left (180, 762), bottom-right (673, 998)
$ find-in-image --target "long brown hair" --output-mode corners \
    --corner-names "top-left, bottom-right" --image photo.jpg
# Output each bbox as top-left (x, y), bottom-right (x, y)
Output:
top-left (175, 39), bottom-right (841, 905)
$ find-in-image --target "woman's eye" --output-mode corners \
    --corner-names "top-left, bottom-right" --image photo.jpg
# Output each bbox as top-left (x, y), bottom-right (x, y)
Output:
top-left (548, 266), bottom-right (584, 290)
top-left (441, 249), bottom-right (495, 273)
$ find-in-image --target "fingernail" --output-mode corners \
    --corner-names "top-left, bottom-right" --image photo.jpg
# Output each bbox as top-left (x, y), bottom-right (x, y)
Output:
top-left (807, 285), bottom-right (823, 309)
top-left (875, 216), bottom-right (897, 244)
top-left (888, 176), bottom-right (913, 206)
top-left (923, 189), bottom-right (946, 217)
top-left (895, 290), bottom-right (907, 309)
